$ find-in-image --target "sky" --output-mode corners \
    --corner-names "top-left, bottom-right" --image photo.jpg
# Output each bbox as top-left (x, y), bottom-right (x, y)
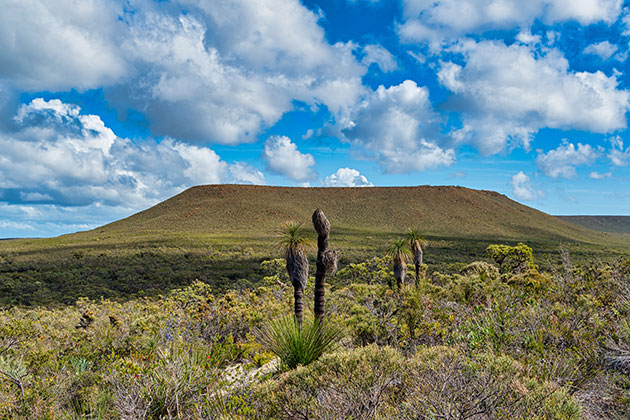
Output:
top-left (1, 0), bottom-right (630, 238)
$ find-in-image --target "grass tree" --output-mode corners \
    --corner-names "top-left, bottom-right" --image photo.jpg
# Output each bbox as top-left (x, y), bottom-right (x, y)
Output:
top-left (312, 209), bottom-right (339, 321)
top-left (387, 238), bottom-right (412, 289)
top-left (277, 222), bottom-right (312, 327)
top-left (407, 229), bottom-right (427, 285)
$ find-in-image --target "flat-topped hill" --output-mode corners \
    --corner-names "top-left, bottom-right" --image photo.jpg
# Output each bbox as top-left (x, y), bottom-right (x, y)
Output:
top-left (96, 185), bottom-right (612, 244)
top-left (1, 185), bottom-right (627, 305)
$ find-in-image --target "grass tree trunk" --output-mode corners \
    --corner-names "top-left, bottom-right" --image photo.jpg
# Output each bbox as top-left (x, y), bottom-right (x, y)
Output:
top-left (394, 257), bottom-right (407, 289)
top-left (293, 286), bottom-right (304, 327)
top-left (312, 209), bottom-right (334, 321)
top-left (287, 248), bottom-right (309, 327)
top-left (413, 247), bottom-right (423, 286)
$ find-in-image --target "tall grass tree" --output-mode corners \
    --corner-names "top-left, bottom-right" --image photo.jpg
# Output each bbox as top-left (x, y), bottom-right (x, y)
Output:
top-left (387, 238), bottom-right (412, 289)
top-left (407, 229), bottom-right (427, 285)
top-left (312, 209), bottom-right (338, 321)
top-left (277, 222), bottom-right (312, 327)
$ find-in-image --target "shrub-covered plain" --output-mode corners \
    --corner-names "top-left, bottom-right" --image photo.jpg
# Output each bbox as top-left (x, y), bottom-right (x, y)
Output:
top-left (2, 185), bottom-right (629, 306)
top-left (1, 248), bottom-right (630, 419)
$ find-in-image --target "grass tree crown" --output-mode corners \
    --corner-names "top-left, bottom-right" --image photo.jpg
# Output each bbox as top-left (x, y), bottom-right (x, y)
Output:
top-left (387, 238), bottom-right (412, 262)
top-left (407, 229), bottom-right (427, 253)
top-left (276, 221), bottom-right (313, 258)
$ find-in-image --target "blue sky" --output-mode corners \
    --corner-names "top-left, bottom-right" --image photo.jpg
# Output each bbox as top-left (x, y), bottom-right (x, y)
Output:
top-left (1, 0), bottom-right (630, 238)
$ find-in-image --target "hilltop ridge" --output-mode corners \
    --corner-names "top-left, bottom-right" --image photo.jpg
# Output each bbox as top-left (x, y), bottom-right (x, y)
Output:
top-left (97, 184), bottom-right (610, 244)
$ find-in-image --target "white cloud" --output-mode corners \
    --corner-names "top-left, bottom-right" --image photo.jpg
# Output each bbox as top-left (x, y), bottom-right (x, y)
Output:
top-left (0, 0), bottom-right (368, 145)
top-left (0, 202), bottom-right (136, 237)
top-left (438, 40), bottom-right (630, 155)
top-left (511, 171), bottom-right (544, 201)
top-left (324, 168), bottom-right (373, 187)
top-left (516, 31), bottom-right (542, 45)
top-left (19, 192), bottom-right (54, 202)
top-left (608, 135), bottom-right (630, 166)
top-left (589, 171), bottom-right (612, 179)
top-left (342, 80), bottom-right (455, 173)
top-left (362, 44), bottom-right (398, 72)
top-left (228, 162), bottom-right (266, 185)
top-left (623, 8), bottom-right (630, 36)
top-left (262, 136), bottom-right (316, 181)
top-left (583, 40), bottom-right (618, 60)
top-left (536, 141), bottom-right (600, 179)
top-left (0, 0), bottom-right (128, 91)
top-left (399, 0), bottom-right (623, 47)
top-left (0, 98), bottom-right (253, 208)
top-left (0, 220), bottom-right (37, 232)
top-left (117, 1), bottom-right (367, 144)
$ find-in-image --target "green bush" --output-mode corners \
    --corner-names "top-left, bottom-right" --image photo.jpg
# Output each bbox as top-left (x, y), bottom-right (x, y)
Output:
top-left (486, 243), bottom-right (537, 275)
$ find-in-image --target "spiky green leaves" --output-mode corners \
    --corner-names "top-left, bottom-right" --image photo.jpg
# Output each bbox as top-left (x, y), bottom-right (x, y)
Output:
top-left (277, 222), bottom-right (313, 290)
top-left (407, 229), bottom-right (427, 255)
top-left (257, 316), bottom-right (345, 369)
top-left (276, 222), bottom-right (313, 258)
top-left (386, 238), bottom-right (412, 262)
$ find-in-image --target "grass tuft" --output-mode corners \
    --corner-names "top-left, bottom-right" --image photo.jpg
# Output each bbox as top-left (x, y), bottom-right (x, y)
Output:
top-left (257, 316), bottom-right (345, 369)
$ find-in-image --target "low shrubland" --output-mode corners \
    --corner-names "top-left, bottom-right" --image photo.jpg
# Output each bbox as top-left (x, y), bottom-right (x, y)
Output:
top-left (1, 247), bottom-right (630, 419)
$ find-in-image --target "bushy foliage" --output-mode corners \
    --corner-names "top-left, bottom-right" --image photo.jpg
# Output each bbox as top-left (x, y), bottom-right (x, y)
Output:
top-left (0, 250), bottom-right (630, 418)
top-left (486, 243), bottom-right (537, 275)
top-left (333, 256), bottom-right (394, 286)
top-left (253, 345), bottom-right (581, 419)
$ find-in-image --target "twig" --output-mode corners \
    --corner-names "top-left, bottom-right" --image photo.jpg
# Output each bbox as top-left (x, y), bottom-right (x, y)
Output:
top-left (0, 368), bottom-right (26, 398)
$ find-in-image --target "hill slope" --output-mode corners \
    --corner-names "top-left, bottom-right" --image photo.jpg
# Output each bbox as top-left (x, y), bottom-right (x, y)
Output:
top-left (1, 185), bottom-right (627, 305)
top-left (99, 185), bottom-right (611, 243)
top-left (558, 216), bottom-right (630, 234)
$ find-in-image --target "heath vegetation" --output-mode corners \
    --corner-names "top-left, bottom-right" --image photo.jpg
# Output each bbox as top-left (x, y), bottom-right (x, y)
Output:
top-left (1, 188), bottom-right (630, 419)
top-left (0, 235), bottom-right (629, 418)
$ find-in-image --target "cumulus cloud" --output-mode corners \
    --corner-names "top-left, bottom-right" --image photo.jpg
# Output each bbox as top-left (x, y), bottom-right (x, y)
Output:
top-left (583, 41), bottom-right (618, 60)
top-left (262, 136), bottom-right (316, 181)
top-left (622, 7), bottom-right (630, 36)
top-left (342, 80), bottom-right (455, 173)
top-left (536, 141), bottom-right (600, 179)
top-left (399, 0), bottom-right (623, 47)
top-left (515, 31), bottom-right (542, 45)
top-left (608, 135), bottom-right (630, 166)
top-left (511, 172), bottom-right (544, 201)
top-left (361, 44), bottom-right (398, 72)
top-left (438, 40), bottom-right (630, 154)
top-left (0, 202), bottom-right (137, 237)
top-left (0, 0), bottom-right (368, 145)
top-left (228, 162), bottom-right (266, 185)
top-left (19, 192), bottom-right (54, 202)
top-left (0, 0), bottom-right (128, 91)
top-left (0, 98), bottom-right (257, 208)
top-left (324, 168), bottom-right (373, 187)
top-left (590, 171), bottom-right (612, 179)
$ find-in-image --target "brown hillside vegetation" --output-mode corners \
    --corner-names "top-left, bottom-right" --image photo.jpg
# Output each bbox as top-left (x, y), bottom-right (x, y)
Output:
top-left (99, 184), bottom-right (619, 244)
top-left (558, 215), bottom-right (630, 234)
